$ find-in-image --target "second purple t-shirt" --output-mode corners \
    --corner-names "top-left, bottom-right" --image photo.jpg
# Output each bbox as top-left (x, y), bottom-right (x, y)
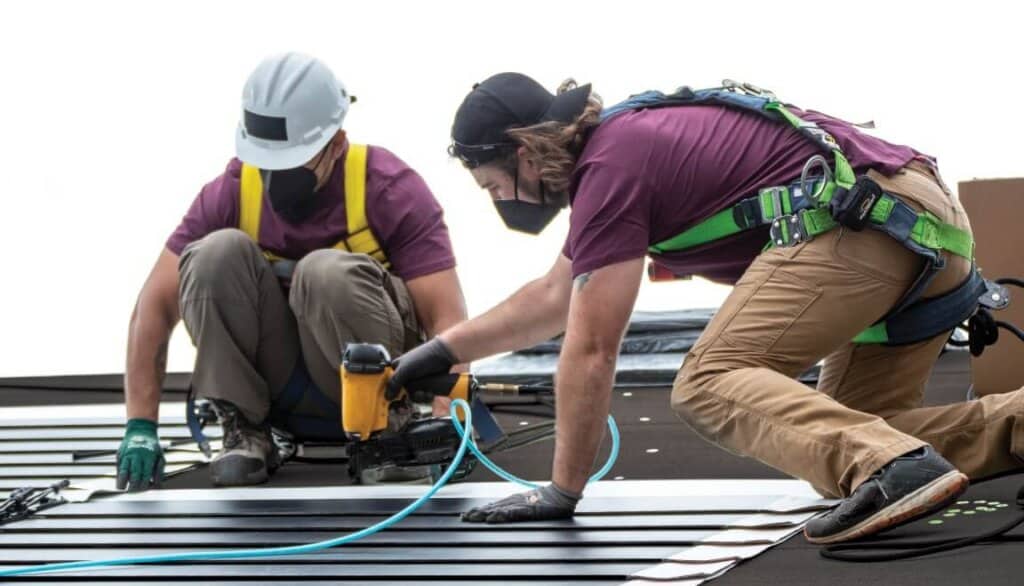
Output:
top-left (563, 104), bottom-right (923, 283)
top-left (167, 144), bottom-right (456, 282)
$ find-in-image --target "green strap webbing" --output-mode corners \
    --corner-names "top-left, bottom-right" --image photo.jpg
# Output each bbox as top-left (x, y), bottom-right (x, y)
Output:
top-left (649, 186), bottom-right (798, 254)
top-left (764, 101), bottom-right (857, 192)
top-left (870, 203), bottom-right (974, 260)
top-left (648, 94), bottom-right (973, 262)
top-left (853, 322), bottom-right (889, 344)
top-left (650, 100), bottom-right (859, 256)
top-left (652, 190), bottom-right (973, 260)
top-left (649, 207), bottom-right (740, 254)
top-left (795, 196), bottom-right (973, 260)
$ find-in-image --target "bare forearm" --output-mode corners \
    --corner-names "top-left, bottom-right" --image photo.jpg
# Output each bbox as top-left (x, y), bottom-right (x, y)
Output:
top-left (442, 276), bottom-right (568, 363)
top-left (420, 299), bottom-right (468, 341)
top-left (549, 259), bottom-right (644, 494)
top-left (125, 308), bottom-right (177, 421)
top-left (551, 347), bottom-right (616, 494)
top-left (423, 307), bottom-right (469, 375)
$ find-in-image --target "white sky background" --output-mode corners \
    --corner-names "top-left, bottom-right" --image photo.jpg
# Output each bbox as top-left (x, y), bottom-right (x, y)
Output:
top-left (0, 1), bottom-right (1021, 377)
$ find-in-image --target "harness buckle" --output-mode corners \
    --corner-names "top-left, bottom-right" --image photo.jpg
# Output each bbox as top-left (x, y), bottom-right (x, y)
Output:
top-left (271, 259), bottom-right (298, 281)
top-left (979, 280), bottom-right (1011, 311)
top-left (732, 198), bottom-right (761, 230)
top-left (764, 186), bottom-right (787, 223)
top-left (770, 211), bottom-right (812, 248)
top-left (801, 124), bottom-right (841, 152)
top-left (722, 79), bottom-right (776, 100)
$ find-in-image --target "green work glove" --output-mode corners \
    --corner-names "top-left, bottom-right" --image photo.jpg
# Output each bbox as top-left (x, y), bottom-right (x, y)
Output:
top-left (116, 418), bottom-right (165, 492)
top-left (461, 483), bottom-right (581, 523)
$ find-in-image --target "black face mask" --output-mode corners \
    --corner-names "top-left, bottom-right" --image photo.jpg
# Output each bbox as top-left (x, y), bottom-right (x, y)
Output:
top-left (493, 168), bottom-right (563, 235)
top-left (264, 150), bottom-right (329, 224)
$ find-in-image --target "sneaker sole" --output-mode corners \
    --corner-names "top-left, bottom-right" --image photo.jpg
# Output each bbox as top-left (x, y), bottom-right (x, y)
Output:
top-left (804, 469), bottom-right (969, 545)
top-left (210, 454), bottom-right (270, 487)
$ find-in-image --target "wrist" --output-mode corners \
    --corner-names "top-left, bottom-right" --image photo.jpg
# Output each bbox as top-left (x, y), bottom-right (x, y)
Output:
top-left (125, 418), bottom-right (158, 435)
top-left (433, 334), bottom-right (461, 364)
top-left (545, 482), bottom-right (582, 507)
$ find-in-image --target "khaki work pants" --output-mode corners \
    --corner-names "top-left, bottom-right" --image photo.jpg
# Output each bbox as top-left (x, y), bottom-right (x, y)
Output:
top-left (672, 162), bottom-right (1024, 498)
top-left (178, 229), bottom-right (421, 430)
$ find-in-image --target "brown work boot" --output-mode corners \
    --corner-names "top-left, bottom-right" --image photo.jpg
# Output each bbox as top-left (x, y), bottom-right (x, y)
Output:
top-left (209, 400), bottom-right (281, 487)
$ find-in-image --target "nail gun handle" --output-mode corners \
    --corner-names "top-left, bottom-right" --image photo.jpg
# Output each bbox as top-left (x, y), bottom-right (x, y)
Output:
top-left (404, 373), bottom-right (475, 404)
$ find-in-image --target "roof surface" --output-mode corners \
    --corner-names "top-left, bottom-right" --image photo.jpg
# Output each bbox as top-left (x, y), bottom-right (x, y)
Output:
top-left (0, 351), bottom-right (1021, 584)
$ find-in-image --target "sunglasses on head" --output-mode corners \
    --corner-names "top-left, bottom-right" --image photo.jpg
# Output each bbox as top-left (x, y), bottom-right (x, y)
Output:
top-left (447, 140), bottom-right (516, 168)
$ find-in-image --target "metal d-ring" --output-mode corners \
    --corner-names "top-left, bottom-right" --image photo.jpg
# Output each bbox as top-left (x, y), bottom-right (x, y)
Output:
top-left (800, 155), bottom-right (832, 202)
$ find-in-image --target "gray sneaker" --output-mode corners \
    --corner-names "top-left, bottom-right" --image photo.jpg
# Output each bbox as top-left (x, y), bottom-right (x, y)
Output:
top-left (804, 446), bottom-right (968, 544)
top-left (209, 400), bottom-right (281, 487)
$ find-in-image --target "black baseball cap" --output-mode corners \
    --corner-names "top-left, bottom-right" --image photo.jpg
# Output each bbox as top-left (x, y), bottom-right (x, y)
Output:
top-left (449, 72), bottom-right (592, 168)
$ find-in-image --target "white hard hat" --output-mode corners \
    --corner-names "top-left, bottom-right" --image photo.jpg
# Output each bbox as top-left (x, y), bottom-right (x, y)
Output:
top-left (235, 52), bottom-right (352, 170)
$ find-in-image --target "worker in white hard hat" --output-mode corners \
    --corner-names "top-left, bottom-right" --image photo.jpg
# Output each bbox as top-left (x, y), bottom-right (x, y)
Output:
top-left (116, 52), bottom-right (467, 490)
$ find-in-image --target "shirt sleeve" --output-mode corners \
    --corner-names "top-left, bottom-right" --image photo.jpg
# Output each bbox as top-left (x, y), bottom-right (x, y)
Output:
top-left (165, 159), bottom-right (241, 255)
top-left (564, 161), bottom-right (653, 278)
top-left (364, 148), bottom-right (457, 281)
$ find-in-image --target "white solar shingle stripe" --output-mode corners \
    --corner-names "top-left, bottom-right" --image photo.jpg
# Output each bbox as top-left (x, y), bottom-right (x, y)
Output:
top-left (666, 544), bottom-right (769, 563)
top-left (0, 402), bottom-right (215, 501)
top-left (627, 560), bottom-right (733, 581)
top-left (110, 478), bottom-right (830, 502)
top-left (0, 403), bottom-right (190, 425)
top-left (624, 495), bottom-right (832, 584)
top-left (0, 401), bottom-right (834, 584)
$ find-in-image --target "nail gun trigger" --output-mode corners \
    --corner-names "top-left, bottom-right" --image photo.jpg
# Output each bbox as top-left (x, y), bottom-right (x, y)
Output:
top-left (408, 390), bottom-right (434, 404)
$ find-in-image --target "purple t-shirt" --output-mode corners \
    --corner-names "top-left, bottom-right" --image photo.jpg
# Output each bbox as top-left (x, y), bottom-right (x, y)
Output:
top-left (562, 105), bottom-right (923, 283)
top-left (167, 144), bottom-right (456, 281)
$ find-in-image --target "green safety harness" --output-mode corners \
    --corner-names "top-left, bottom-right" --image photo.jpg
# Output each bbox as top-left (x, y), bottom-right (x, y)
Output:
top-left (603, 80), bottom-right (1005, 346)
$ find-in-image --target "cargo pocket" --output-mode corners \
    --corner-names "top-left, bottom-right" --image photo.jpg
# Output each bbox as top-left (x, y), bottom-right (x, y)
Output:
top-left (686, 262), bottom-right (773, 361)
top-left (717, 267), bottom-right (823, 354)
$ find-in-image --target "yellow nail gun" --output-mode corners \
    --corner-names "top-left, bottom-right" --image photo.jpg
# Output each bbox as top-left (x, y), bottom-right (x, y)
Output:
top-left (340, 343), bottom-right (475, 483)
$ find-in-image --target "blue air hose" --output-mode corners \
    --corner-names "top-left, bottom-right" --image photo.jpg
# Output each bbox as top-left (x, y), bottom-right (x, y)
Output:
top-left (0, 398), bottom-right (620, 577)
top-left (450, 413), bottom-right (620, 488)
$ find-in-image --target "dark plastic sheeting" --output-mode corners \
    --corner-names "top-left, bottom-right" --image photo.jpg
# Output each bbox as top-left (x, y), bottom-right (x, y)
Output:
top-left (0, 563), bottom-right (651, 579)
top-left (40, 495), bottom-right (824, 517)
top-left (0, 426), bottom-right (208, 441)
top-left (0, 545), bottom-right (685, 563)
top-left (2, 513), bottom-right (798, 532)
top-left (0, 529), bottom-right (718, 546)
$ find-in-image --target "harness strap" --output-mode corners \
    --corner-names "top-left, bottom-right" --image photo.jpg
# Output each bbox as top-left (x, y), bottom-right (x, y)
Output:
top-left (267, 357), bottom-right (345, 441)
top-left (185, 385), bottom-right (213, 459)
top-left (771, 195), bottom-right (974, 261)
top-left (625, 82), bottom-right (973, 266)
top-left (237, 144), bottom-right (390, 273)
top-left (343, 144), bottom-right (390, 268)
top-left (648, 178), bottom-right (825, 254)
top-left (853, 268), bottom-right (989, 345)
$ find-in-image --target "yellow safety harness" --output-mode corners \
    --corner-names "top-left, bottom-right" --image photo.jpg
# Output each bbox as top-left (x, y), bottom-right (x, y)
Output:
top-left (237, 143), bottom-right (390, 269)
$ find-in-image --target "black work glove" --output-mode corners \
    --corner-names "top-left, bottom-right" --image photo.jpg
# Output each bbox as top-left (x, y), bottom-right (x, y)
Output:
top-left (116, 418), bottom-right (165, 492)
top-left (461, 483), bottom-right (581, 523)
top-left (386, 338), bottom-right (458, 400)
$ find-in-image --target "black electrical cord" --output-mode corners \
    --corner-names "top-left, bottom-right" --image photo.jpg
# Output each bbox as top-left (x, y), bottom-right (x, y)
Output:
top-left (821, 480), bottom-right (1024, 562)
top-left (822, 515), bottom-right (1024, 562)
top-left (485, 405), bottom-right (555, 418)
top-left (995, 277), bottom-right (1024, 289)
top-left (289, 455), bottom-right (350, 465)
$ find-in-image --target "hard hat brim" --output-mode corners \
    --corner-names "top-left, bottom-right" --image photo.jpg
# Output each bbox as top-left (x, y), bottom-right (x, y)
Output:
top-left (235, 122), bottom-right (340, 170)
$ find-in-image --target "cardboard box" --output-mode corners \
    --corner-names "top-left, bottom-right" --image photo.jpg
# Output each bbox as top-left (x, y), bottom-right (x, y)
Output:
top-left (959, 178), bottom-right (1024, 396)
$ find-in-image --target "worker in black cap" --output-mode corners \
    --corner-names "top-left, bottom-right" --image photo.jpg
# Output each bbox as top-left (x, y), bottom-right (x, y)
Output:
top-left (388, 72), bottom-right (1024, 545)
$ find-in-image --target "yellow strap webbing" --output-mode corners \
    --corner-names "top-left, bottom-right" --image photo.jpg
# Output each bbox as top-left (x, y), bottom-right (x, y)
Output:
top-left (239, 164), bottom-right (263, 242)
top-left (343, 144), bottom-right (389, 267)
top-left (238, 144), bottom-right (388, 267)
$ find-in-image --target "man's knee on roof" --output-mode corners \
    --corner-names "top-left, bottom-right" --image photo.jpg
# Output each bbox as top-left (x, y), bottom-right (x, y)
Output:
top-left (669, 356), bottom-right (736, 444)
top-left (289, 249), bottom-right (385, 316)
top-left (179, 228), bottom-right (262, 289)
